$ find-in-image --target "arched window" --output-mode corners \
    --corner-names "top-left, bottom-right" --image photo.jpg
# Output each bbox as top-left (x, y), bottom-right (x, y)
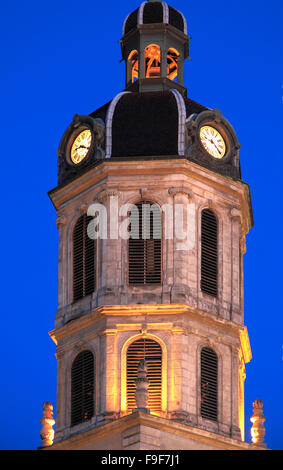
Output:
top-left (144, 44), bottom-right (161, 78)
top-left (73, 214), bottom-right (97, 302)
top-left (200, 347), bottom-right (218, 421)
top-left (128, 50), bottom-right (139, 83)
top-left (200, 209), bottom-right (218, 297)
top-left (126, 338), bottom-right (162, 413)
top-left (71, 350), bottom-right (95, 426)
top-left (167, 48), bottom-right (179, 81)
top-left (128, 201), bottom-right (162, 285)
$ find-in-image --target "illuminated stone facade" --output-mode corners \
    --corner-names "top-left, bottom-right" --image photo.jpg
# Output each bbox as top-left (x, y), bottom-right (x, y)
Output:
top-left (46, 1), bottom-right (265, 451)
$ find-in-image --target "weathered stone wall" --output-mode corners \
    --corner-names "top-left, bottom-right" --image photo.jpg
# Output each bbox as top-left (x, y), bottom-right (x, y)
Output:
top-left (53, 159), bottom-right (250, 328)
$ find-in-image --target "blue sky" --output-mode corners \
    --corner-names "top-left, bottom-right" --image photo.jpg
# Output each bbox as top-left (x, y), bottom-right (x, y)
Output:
top-left (0, 0), bottom-right (282, 450)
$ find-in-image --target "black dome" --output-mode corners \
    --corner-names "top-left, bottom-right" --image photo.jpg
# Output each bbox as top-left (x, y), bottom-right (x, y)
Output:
top-left (123, 1), bottom-right (188, 36)
top-left (103, 90), bottom-right (207, 159)
top-left (110, 91), bottom-right (179, 157)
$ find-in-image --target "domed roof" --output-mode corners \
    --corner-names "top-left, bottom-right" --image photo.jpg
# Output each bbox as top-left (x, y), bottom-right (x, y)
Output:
top-left (103, 90), bottom-right (207, 159)
top-left (57, 91), bottom-right (208, 186)
top-left (122, 1), bottom-right (188, 37)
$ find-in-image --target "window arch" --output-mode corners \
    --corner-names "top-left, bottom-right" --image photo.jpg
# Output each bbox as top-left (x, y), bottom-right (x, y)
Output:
top-left (144, 44), bottom-right (161, 78)
top-left (128, 201), bottom-right (162, 285)
top-left (200, 209), bottom-right (218, 297)
top-left (71, 350), bottom-right (95, 426)
top-left (167, 48), bottom-right (179, 81)
top-left (73, 214), bottom-right (97, 302)
top-left (128, 50), bottom-right (139, 83)
top-left (126, 337), bottom-right (162, 413)
top-left (200, 347), bottom-right (218, 421)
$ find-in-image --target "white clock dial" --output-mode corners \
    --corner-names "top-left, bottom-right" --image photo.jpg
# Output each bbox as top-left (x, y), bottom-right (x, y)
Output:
top-left (71, 129), bottom-right (92, 164)
top-left (200, 125), bottom-right (226, 159)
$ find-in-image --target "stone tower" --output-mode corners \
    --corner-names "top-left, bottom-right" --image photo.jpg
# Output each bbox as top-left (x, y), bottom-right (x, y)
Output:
top-left (46, 1), bottom-right (265, 450)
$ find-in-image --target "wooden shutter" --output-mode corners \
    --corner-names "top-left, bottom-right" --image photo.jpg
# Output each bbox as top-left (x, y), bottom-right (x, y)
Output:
top-left (201, 209), bottom-right (218, 297)
top-left (126, 338), bottom-right (162, 413)
top-left (128, 202), bottom-right (162, 285)
top-left (200, 347), bottom-right (218, 421)
top-left (73, 214), bottom-right (97, 302)
top-left (71, 350), bottom-right (95, 426)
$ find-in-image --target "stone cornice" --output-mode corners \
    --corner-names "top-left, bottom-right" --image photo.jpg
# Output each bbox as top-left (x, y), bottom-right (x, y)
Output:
top-left (48, 159), bottom-right (253, 234)
top-left (239, 326), bottom-right (252, 364)
top-left (50, 304), bottom-right (251, 363)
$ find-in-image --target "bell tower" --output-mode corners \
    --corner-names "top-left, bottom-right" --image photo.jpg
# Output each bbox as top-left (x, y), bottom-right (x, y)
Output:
top-left (44, 0), bottom-right (267, 451)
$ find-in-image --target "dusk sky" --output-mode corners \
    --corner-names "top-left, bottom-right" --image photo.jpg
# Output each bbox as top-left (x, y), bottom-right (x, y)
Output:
top-left (0, 0), bottom-right (282, 450)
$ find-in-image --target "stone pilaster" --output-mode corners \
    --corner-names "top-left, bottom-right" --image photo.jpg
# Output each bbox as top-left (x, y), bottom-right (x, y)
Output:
top-left (98, 329), bottom-right (118, 423)
top-left (230, 347), bottom-right (241, 440)
top-left (56, 215), bottom-right (68, 309)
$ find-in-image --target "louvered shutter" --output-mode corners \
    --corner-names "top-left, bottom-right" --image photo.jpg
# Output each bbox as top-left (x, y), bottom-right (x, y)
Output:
top-left (128, 202), bottom-right (162, 285)
top-left (201, 209), bottom-right (218, 297)
top-left (126, 338), bottom-right (162, 413)
top-left (71, 350), bottom-right (95, 426)
top-left (200, 347), bottom-right (218, 421)
top-left (73, 214), bottom-right (97, 302)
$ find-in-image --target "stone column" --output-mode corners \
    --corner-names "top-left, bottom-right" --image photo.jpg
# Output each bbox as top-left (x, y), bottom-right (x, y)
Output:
top-left (177, 51), bottom-right (184, 86)
top-left (139, 39), bottom-right (146, 79)
top-left (126, 54), bottom-right (131, 87)
top-left (161, 41), bottom-right (167, 79)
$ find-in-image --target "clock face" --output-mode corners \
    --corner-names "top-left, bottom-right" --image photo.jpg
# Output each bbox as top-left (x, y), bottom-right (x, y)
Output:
top-left (70, 129), bottom-right (92, 164)
top-left (200, 125), bottom-right (226, 159)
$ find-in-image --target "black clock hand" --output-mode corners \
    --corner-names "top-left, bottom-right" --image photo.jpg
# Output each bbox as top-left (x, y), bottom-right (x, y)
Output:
top-left (212, 141), bottom-right (222, 154)
top-left (209, 139), bottom-right (221, 154)
top-left (75, 145), bottom-right (87, 151)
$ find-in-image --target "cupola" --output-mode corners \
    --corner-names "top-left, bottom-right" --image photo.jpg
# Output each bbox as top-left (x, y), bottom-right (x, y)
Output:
top-left (123, 1), bottom-right (188, 36)
top-left (121, 0), bottom-right (190, 95)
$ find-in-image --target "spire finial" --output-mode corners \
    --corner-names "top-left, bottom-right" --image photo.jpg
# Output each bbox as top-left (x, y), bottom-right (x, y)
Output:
top-left (133, 360), bottom-right (150, 413)
top-left (250, 399), bottom-right (266, 446)
top-left (40, 402), bottom-right (55, 447)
